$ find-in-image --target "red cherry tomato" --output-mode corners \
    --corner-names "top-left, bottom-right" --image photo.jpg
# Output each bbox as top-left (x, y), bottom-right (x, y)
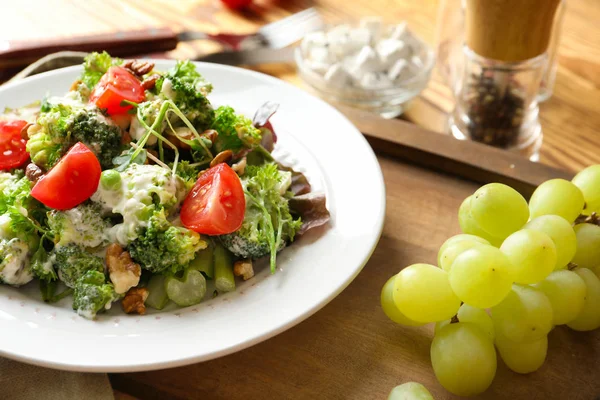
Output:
top-left (220, 0), bottom-right (252, 9)
top-left (31, 142), bottom-right (101, 210)
top-left (0, 120), bottom-right (29, 170)
top-left (180, 163), bottom-right (246, 235)
top-left (89, 66), bottom-right (145, 115)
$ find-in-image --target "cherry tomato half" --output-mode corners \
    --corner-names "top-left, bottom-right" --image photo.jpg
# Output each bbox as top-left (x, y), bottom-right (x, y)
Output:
top-left (89, 66), bottom-right (145, 115)
top-left (31, 142), bottom-right (101, 210)
top-left (180, 163), bottom-right (245, 235)
top-left (0, 120), bottom-right (29, 170)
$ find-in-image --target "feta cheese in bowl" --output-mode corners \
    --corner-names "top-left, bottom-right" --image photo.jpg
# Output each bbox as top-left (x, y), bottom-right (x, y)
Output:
top-left (295, 17), bottom-right (434, 118)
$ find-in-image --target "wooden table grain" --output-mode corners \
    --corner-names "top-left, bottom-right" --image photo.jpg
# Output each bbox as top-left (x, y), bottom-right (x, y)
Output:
top-left (5, 1), bottom-right (600, 399)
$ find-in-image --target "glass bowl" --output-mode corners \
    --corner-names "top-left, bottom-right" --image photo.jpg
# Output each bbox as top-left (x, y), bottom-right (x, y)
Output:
top-left (295, 22), bottom-right (434, 119)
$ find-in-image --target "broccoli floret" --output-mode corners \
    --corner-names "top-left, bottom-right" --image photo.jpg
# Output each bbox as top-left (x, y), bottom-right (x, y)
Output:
top-left (47, 203), bottom-right (111, 248)
top-left (211, 106), bottom-right (262, 154)
top-left (72, 270), bottom-right (118, 319)
top-left (80, 51), bottom-right (122, 89)
top-left (172, 160), bottom-right (200, 190)
top-left (92, 164), bottom-right (188, 245)
top-left (69, 111), bottom-right (123, 168)
top-left (30, 241), bottom-right (57, 282)
top-left (219, 163), bottom-right (301, 271)
top-left (27, 97), bottom-right (123, 169)
top-left (53, 244), bottom-right (104, 288)
top-left (0, 237), bottom-right (33, 286)
top-left (0, 173), bottom-right (33, 215)
top-left (159, 74), bottom-right (214, 130)
top-left (129, 210), bottom-right (206, 274)
top-left (167, 60), bottom-right (213, 95)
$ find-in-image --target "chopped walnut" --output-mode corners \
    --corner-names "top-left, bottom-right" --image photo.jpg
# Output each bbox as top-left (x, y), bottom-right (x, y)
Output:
top-left (233, 259), bottom-right (254, 281)
top-left (122, 60), bottom-right (155, 78)
top-left (201, 129), bottom-right (218, 144)
top-left (210, 150), bottom-right (233, 168)
top-left (106, 244), bottom-right (141, 294)
top-left (69, 79), bottom-right (83, 92)
top-left (141, 73), bottom-right (160, 90)
top-left (122, 287), bottom-right (149, 315)
top-left (20, 123), bottom-right (32, 140)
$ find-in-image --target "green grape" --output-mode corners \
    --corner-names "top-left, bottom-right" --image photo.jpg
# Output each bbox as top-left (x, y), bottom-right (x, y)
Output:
top-left (572, 165), bottom-right (600, 215)
top-left (431, 322), bottom-right (496, 397)
top-left (533, 269), bottom-right (587, 325)
top-left (435, 303), bottom-right (494, 341)
top-left (491, 285), bottom-right (553, 342)
top-left (381, 275), bottom-right (424, 326)
top-left (393, 264), bottom-right (461, 323)
top-left (469, 183), bottom-right (529, 239)
top-left (387, 382), bottom-right (434, 400)
top-left (437, 234), bottom-right (489, 272)
top-left (529, 179), bottom-right (585, 223)
top-left (572, 223), bottom-right (600, 269)
top-left (448, 245), bottom-right (513, 308)
top-left (500, 229), bottom-right (556, 284)
top-left (525, 215), bottom-right (577, 270)
top-left (495, 333), bottom-right (548, 374)
top-left (458, 196), bottom-right (504, 247)
top-left (567, 268), bottom-right (600, 331)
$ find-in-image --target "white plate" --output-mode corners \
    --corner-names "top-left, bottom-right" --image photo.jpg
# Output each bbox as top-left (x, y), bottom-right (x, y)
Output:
top-left (0, 61), bottom-right (385, 372)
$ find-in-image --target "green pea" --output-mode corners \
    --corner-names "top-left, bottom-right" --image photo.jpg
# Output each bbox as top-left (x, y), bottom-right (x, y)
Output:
top-left (100, 170), bottom-right (121, 190)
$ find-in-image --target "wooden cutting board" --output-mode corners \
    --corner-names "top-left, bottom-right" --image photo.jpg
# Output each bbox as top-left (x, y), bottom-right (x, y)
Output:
top-left (110, 117), bottom-right (600, 400)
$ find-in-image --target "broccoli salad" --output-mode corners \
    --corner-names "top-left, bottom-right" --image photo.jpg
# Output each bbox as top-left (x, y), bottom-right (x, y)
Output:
top-left (0, 52), bottom-right (330, 319)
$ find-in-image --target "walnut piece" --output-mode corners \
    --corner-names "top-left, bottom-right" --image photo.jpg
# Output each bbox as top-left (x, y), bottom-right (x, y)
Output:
top-left (106, 243), bottom-right (142, 294)
top-left (122, 60), bottom-right (155, 77)
top-left (233, 259), bottom-right (254, 281)
top-left (210, 150), bottom-right (233, 168)
top-left (141, 73), bottom-right (160, 90)
top-left (122, 287), bottom-right (149, 315)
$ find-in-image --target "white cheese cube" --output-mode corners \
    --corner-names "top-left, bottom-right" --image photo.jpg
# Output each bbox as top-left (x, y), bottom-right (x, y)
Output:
top-left (306, 61), bottom-right (331, 75)
top-left (327, 24), bottom-right (352, 57)
top-left (388, 21), bottom-right (408, 41)
top-left (300, 31), bottom-right (328, 56)
top-left (388, 59), bottom-right (411, 81)
top-left (346, 27), bottom-right (372, 53)
top-left (350, 45), bottom-right (383, 76)
top-left (360, 72), bottom-right (392, 90)
top-left (377, 39), bottom-right (409, 68)
top-left (359, 16), bottom-right (383, 42)
top-left (308, 46), bottom-right (336, 65)
top-left (324, 63), bottom-right (351, 88)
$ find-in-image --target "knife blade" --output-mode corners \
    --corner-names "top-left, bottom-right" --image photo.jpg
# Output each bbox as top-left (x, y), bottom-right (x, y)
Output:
top-left (0, 8), bottom-right (321, 70)
top-left (196, 47), bottom-right (295, 66)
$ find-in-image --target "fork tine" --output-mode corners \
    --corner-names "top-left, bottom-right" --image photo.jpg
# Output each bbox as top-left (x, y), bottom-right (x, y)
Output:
top-left (258, 8), bottom-right (324, 48)
top-left (258, 8), bottom-right (318, 35)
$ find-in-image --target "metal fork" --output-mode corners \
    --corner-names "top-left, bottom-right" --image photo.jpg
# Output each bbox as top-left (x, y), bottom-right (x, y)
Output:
top-left (179, 8), bottom-right (324, 50)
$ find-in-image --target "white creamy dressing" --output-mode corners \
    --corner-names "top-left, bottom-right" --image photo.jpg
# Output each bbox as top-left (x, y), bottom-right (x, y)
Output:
top-left (276, 171), bottom-right (293, 195)
top-left (161, 78), bottom-right (176, 100)
top-left (0, 238), bottom-right (33, 286)
top-left (55, 207), bottom-right (109, 248)
top-left (92, 164), bottom-right (185, 245)
top-left (0, 213), bottom-right (33, 286)
top-left (46, 91), bottom-right (86, 108)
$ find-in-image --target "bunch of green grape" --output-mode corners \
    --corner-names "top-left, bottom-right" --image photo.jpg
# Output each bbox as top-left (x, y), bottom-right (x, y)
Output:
top-left (381, 165), bottom-right (600, 398)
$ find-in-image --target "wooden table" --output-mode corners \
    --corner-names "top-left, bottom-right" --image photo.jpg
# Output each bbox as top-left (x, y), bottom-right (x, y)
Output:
top-left (5, 1), bottom-right (600, 399)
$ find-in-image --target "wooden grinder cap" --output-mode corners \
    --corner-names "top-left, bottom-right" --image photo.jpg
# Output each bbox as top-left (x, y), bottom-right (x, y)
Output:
top-left (465, 0), bottom-right (562, 62)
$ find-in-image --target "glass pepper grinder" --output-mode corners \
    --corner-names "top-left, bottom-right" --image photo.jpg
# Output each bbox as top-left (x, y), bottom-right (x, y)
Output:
top-left (448, 0), bottom-right (562, 161)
